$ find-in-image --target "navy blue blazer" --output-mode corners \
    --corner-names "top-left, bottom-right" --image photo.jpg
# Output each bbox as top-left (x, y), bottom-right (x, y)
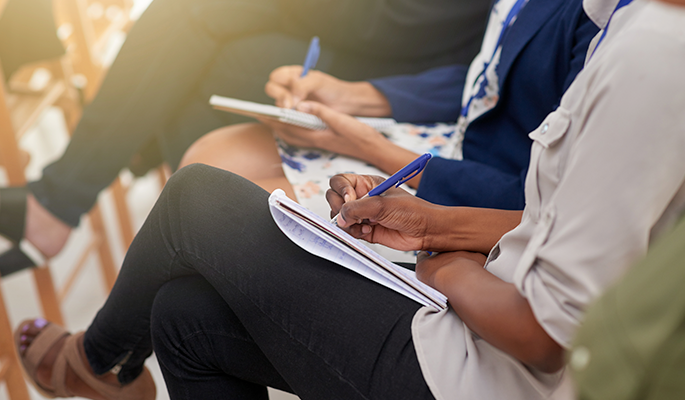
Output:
top-left (370, 0), bottom-right (599, 210)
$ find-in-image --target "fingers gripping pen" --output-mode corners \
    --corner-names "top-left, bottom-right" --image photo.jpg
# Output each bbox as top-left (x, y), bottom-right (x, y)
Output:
top-left (331, 153), bottom-right (432, 225)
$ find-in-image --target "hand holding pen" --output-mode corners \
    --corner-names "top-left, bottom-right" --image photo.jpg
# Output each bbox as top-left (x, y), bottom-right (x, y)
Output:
top-left (325, 153), bottom-right (450, 252)
top-left (265, 37), bottom-right (323, 109)
top-left (330, 153), bottom-right (432, 225)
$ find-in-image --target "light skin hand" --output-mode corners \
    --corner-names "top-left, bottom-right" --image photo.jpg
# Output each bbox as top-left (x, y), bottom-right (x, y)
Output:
top-left (264, 65), bottom-right (392, 116)
top-left (260, 101), bottom-right (386, 156)
top-left (262, 100), bottom-right (426, 188)
top-left (415, 251), bottom-right (564, 373)
top-left (326, 174), bottom-right (523, 254)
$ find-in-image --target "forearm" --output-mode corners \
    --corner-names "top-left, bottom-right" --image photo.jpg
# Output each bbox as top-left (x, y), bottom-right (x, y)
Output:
top-left (427, 207), bottom-right (522, 253)
top-left (430, 259), bottom-right (564, 372)
top-left (340, 81), bottom-right (392, 117)
top-left (348, 139), bottom-right (523, 253)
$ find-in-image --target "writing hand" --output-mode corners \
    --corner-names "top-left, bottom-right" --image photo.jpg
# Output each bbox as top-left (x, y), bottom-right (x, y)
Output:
top-left (325, 173), bottom-right (383, 218)
top-left (261, 101), bottom-right (388, 160)
top-left (327, 172), bottom-right (522, 254)
top-left (327, 173), bottom-right (449, 251)
top-left (264, 66), bottom-right (391, 116)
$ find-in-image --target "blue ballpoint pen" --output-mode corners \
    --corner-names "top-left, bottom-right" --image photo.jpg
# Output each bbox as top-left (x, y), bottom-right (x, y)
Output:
top-left (301, 36), bottom-right (320, 77)
top-left (331, 153), bottom-right (433, 225)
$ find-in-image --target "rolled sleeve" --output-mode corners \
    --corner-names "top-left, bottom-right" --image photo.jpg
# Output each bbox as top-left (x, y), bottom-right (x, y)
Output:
top-left (512, 28), bottom-right (685, 348)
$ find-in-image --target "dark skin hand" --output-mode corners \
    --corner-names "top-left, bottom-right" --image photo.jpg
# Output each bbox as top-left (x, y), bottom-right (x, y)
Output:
top-left (327, 174), bottom-right (523, 254)
top-left (326, 173), bottom-right (564, 373)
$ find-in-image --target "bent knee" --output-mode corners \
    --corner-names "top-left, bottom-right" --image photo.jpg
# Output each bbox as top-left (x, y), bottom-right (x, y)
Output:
top-left (179, 123), bottom-right (276, 171)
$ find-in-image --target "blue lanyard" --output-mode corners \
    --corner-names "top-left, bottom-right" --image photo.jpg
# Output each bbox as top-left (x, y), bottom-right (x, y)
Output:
top-left (461, 0), bottom-right (527, 118)
top-left (590, 0), bottom-right (633, 58)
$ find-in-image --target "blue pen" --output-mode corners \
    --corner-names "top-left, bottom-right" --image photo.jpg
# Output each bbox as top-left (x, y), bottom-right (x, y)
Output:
top-left (331, 153), bottom-right (433, 225)
top-left (301, 36), bottom-right (320, 77)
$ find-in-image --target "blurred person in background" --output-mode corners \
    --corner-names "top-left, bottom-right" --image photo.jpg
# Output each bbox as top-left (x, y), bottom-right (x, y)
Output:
top-left (0, 0), bottom-right (491, 273)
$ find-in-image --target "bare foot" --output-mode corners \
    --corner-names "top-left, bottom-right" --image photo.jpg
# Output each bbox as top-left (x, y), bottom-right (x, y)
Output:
top-left (24, 194), bottom-right (71, 258)
top-left (17, 319), bottom-right (121, 400)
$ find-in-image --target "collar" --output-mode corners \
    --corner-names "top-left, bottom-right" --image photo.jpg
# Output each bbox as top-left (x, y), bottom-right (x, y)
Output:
top-left (584, 0), bottom-right (621, 28)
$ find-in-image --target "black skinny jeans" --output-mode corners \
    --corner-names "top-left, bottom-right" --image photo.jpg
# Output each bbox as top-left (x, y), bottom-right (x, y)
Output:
top-left (83, 164), bottom-right (435, 400)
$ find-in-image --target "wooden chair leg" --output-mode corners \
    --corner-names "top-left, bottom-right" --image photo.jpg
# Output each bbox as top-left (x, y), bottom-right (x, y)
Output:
top-left (110, 177), bottom-right (135, 249)
top-left (88, 203), bottom-right (118, 291)
top-left (0, 283), bottom-right (31, 400)
top-left (32, 266), bottom-right (65, 327)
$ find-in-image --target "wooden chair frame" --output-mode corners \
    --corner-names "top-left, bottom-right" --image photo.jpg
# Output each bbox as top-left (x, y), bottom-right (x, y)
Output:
top-left (0, 1), bottom-right (135, 398)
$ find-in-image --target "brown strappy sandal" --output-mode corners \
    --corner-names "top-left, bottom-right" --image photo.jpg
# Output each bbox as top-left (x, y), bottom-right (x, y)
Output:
top-left (14, 319), bottom-right (156, 400)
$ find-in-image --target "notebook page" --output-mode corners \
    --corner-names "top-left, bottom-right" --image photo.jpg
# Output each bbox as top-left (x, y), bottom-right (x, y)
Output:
top-left (268, 189), bottom-right (447, 310)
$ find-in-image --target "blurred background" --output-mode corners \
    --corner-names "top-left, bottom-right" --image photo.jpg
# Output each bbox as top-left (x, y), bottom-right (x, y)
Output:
top-left (0, 0), bottom-right (296, 398)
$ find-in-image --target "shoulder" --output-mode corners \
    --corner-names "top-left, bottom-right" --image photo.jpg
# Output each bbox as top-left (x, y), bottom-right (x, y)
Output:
top-left (598, 2), bottom-right (685, 91)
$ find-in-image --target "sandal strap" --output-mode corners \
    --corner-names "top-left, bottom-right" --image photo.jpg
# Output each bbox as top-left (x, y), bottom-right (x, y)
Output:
top-left (18, 325), bottom-right (154, 399)
top-left (62, 332), bottom-right (135, 400)
top-left (23, 323), bottom-right (69, 378)
top-left (51, 337), bottom-right (72, 397)
top-left (61, 332), bottom-right (156, 400)
top-left (0, 187), bottom-right (27, 243)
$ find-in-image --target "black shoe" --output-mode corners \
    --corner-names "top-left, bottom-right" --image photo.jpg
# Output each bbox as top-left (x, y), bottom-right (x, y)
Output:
top-left (0, 187), bottom-right (45, 276)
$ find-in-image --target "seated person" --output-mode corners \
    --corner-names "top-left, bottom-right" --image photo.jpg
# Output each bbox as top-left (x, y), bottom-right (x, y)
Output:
top-left (0, 0), bottom-right (492, 273)
top-left (13, 1), bottom-right (685, 399)
top-left (180, 0), bottom-right (596, 222)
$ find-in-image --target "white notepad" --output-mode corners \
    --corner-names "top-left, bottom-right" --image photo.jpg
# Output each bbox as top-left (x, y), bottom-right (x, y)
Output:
top-left (210, 95), bottom-right (397, 131)
top-left (268, 189), bottom-right (447, 311)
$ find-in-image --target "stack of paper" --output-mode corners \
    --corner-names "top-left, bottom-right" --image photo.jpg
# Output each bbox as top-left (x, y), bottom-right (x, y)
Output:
top-left (268, 189), bottom-right (447, 311)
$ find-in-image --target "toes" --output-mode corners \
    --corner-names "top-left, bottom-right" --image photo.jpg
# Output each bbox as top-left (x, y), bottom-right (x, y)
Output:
top-left (17, 318), bottom-right (51, 355)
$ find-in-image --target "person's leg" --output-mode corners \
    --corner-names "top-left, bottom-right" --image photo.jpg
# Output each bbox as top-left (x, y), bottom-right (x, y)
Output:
top-left (149, 265), bottom-right (432, 399)
top-left (156, 29), bottom-right (482, 170)
top-left (155, 32), bottom-right (328, 169)
top-left (179, 122), bottom-right (297, 199)
top-left (151, 276), bottom-right (292, 399)
top-left (18, 164), bottom-right (433, 399)
top-left (27, 0), bottom-right (280, 228)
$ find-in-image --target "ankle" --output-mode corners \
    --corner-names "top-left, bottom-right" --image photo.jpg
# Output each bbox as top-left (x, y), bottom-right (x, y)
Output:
top-left (76, 339), bottom-right (121, 387)
top-left (24, 194), bottom-right (71, 258)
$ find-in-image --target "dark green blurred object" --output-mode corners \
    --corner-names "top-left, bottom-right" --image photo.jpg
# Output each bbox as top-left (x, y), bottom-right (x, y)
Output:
top-left (0, 0), bottom-right (65, 80)
top-left (572, 215), bottom-right (685, 400)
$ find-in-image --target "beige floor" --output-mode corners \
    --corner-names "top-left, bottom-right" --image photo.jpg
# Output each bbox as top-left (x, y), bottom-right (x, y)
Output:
top-left (1, 2), bottom-right (298, 398)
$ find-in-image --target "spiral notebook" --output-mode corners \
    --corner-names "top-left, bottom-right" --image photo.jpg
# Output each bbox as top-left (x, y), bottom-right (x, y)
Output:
top-left (268, 189), bottom-right (448, 311)
top-left (210, 95), bottom-right (397, 131)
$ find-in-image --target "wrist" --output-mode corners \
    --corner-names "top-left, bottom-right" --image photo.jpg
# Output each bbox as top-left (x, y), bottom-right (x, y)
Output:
top-left (344, 82), bottom-right (392, 117)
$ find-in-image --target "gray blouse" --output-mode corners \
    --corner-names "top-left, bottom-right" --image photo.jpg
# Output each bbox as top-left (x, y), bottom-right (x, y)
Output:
top-left (412, 1), bottom-right (685, 399)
